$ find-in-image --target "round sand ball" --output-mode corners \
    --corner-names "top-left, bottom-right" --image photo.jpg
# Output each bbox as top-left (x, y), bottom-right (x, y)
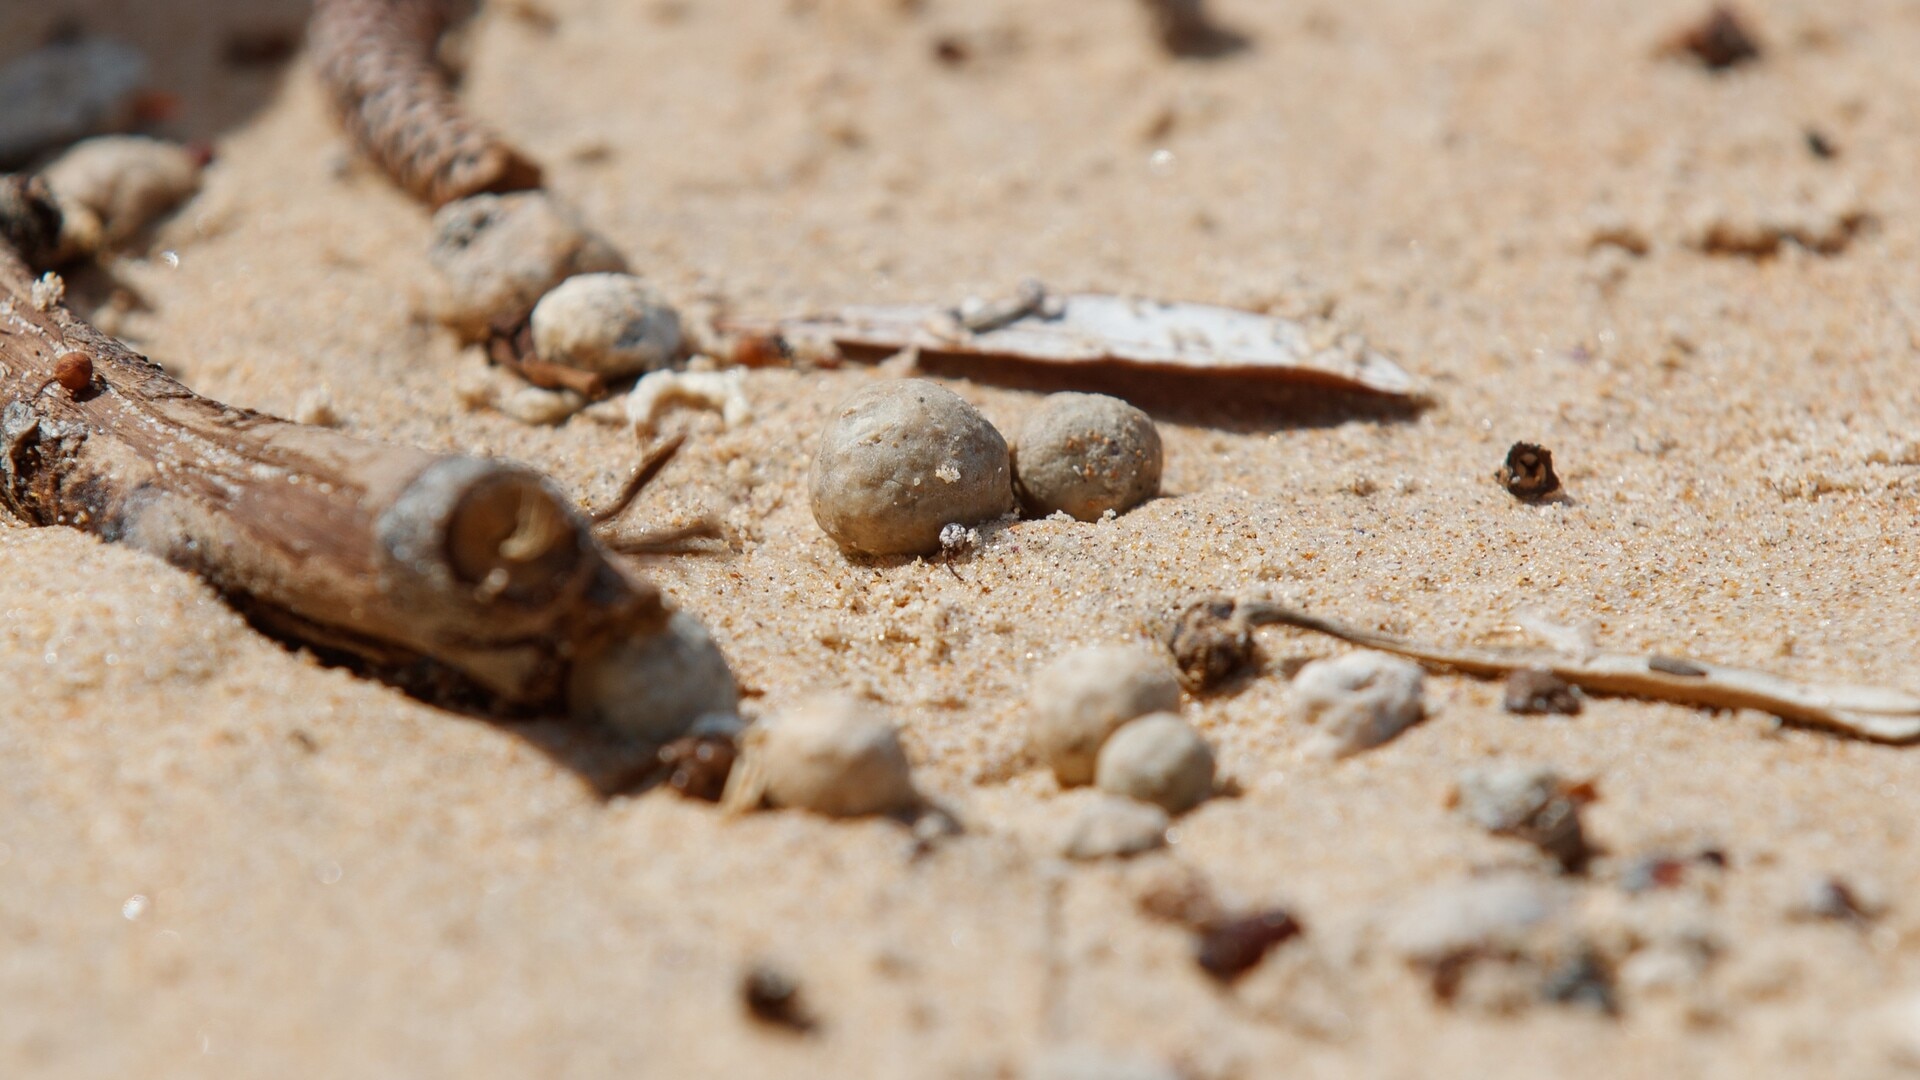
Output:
top-left (568, 611), bottom-right (738, 743)
top-left (1012, 393), bottom-right (1162, 521)
top-left (428, 191), bottom-right (626, 341)
top-left (1031, 644), bottom-right (1183, 787)
top-left (809, 379), bottom-right (1012, 556)
top-left (1095, 712), bottom-right (1215, 815)
top-left (758, 694), bottom-right (918, 817)
top-left (530, 272), bottom-right (682, 376)
top-left (42, 135), bottom-right (202, 249)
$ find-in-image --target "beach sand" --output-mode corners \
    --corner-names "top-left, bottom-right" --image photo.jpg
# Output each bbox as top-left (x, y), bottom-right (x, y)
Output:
top-left (6, 0), bottom-right (1920, 1075)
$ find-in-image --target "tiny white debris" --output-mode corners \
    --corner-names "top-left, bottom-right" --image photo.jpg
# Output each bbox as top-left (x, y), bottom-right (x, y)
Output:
top-left (454, 358), bottom-right (585, 425)
top-left (935, 461), bottom-right (961, 483)
top-left (624, 367), bottom-right (750, 434)
top-left (30, 272), bottom-right (64, 311)
top-left (1289, 650), bottom-right (1426, 758)
top-left (1029, 644), bottom-right (1182, 787)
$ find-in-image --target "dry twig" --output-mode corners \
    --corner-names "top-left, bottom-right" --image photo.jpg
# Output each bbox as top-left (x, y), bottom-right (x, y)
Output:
top-left (0, 211), bottom-right (665, 712)
top-left (1213, 599), bottom-right (1920, 743)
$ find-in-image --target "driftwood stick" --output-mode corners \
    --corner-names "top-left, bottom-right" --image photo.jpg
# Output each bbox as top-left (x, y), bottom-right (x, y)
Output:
top-left (1236, 601), bottom-right (1920, 743)
top-left (310, 0), bottom-right (542, 206)
top-left (0, 233), bottom-right (665, 712)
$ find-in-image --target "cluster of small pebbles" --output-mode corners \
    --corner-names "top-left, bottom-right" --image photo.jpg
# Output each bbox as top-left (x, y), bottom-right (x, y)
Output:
top-left (809, 382), bottom-right (1163, 556)
top-left (1029, 644), bottom-right (1214, 816)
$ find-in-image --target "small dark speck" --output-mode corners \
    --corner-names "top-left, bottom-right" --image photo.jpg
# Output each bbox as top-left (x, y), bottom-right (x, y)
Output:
top-left (742, 962), bottom-right (815, 1033)
top-left (1805, 128), bottom-right (1838, 160)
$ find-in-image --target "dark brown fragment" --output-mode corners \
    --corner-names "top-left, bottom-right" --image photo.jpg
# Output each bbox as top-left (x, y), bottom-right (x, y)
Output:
top-left (1138, 0), bottom-right (1248, 59)
top-left (1496, 441), bottom-right (1560, 502)
top-left (1805, 129), bottom-right (1838, 160)
top-left (741, 962), bottom-right (815, 1033)
top-left (0, 176), bottom-right (67, 268)
top-left (222, 27), bottom-right (302, 67)
top-left (1663, 6), bottom-right (1762, 70)
top-left (1164, 595), bottom-right (1255, 691)
top-left (310, 0), bottom-right (543, 206)
top-left (1504, 667), bottom-right (1583, 715)
top-left (1540, 947), bottom-right (1618, 1015)
top-left (1194, 908), bottom-right (1302, 983)
top-left (657, 732), bottom-right (736, 802)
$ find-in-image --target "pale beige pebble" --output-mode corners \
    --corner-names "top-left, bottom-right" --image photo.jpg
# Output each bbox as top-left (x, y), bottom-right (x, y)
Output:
top-left (752, 693), bottom-right (919, 818)
top-left (41, 135), bottom-right (202, 248)
top-left (808, 379), bottom-right (1012, 556)
top-left (1094, 712), bottom-right (1215, 815)
top-left (1618, 944), bottom-right (1711, 997)
top-left (1288, 650), bottom-right (1426, 758)
top-left (624, 368), bottom-right (750, 434)
top-left (293, 386), bottom-right (339, 427)
top-left (427, 191), bottom-right (626, 341)
top-left (567, 611), bottom-right (738, 743)
top-left (1057, 795), bottom-right (1169, 860)
top-left (1385, 873), bottom-right (1569, 966)
top-left (1029, 644), bottom-right (1183, 787)
top-left (1012, 392), bottom-right (1163, 521)
top-left (530, 272), bottom-right (682, 376)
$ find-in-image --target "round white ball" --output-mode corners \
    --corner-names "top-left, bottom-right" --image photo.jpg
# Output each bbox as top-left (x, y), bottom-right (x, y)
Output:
top-left (568, 611), bottom-right (738, 743)
top-left (809, 379), bottom-right (1012, 556)
top-left (1030, 644), bottom-right (1182, 787)
top-left (1094, 712), bottom-right (1216, 815)
top-left (530, 272), bottom-right (682, 376)
top-left (758, 694), bottom-right (918, 818)
top-left (1288, 650), bottom-right (1425, 758)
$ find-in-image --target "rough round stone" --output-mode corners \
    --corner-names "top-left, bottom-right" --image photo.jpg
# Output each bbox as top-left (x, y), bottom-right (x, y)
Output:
top-left (1095, 712), bottom-right (1216, 815)
top-left (808, 379), bottom-right (1012, 556)
top-left (1288, 650), bottom-right (1426, 758)
top-left (568, 611), bottom-right (738, 743)
top-left (427, 191), bottom-right (626, 341)
top-left (1030, 644), bottom-right (1183, 787)
top-left (42, 134), bottom-right (201, 249)
top-left (757, 694), bottom-right (918, 818)
top-left (1057, 796), bottom-right (1170, 860)
top-left (1012, 392), bottom-right (1162, 521)
top-left (530, 272), bottom-right (682, 376)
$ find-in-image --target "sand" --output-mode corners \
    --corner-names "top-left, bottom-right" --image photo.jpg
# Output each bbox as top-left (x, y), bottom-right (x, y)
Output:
top-left (6, 0), bottom-right (1920, 1075)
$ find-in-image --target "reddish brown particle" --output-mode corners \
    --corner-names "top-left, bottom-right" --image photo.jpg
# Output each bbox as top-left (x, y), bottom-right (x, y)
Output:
top-left (54, 351), bottom-right (93, 395)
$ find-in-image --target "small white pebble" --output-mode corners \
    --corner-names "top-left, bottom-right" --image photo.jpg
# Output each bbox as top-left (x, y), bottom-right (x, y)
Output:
top-left (1289, 650), bottom-right (1425, 758)
top-left (1386, 874), bottom-right (1567, 967)
top-left (1012, 392), bottom-right (1162, 521)
top-left (292, 386), bottom-right (339, 427)
top-left (42, 135), bottom-right (201, 249)
top-left (623, 368), bottom-right (749, 433)
top-left (753, 694), bottom-right (918, 818)
top-left (530, 272), bottom-right (681, 376)
top-left (808, 379), bottom-right (1011, 556)
top-left (1058, 795), bottom-right (1170, 860)
top-left (1095, 712), bottom-right (1215, 815)
top-left (1030, 644), bottom-right (1182, 787)
top-left (568, 611), bottom-right (737, 742)
top-left (427, 191), bottom-right (625, 341)
top-left (29, 271), bottom-right (64, 311)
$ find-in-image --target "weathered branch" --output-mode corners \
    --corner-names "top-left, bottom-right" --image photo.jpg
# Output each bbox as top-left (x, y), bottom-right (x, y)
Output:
top-left (310, 0), bottom-right (542, 206)
top-left (0, 235), bottom-right (664, 714)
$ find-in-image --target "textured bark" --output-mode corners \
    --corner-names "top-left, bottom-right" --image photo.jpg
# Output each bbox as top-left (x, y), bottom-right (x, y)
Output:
top-left (310, 0), bottom-right (542, 206)
top-left (0, 239), bottom-right (665, 709)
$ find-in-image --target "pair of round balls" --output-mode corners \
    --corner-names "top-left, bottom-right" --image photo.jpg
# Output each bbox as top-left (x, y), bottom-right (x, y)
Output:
top-left (809, 381), bottom-right (1162, 557)
top-left (1030, 645), bottom-right (1215, 815)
